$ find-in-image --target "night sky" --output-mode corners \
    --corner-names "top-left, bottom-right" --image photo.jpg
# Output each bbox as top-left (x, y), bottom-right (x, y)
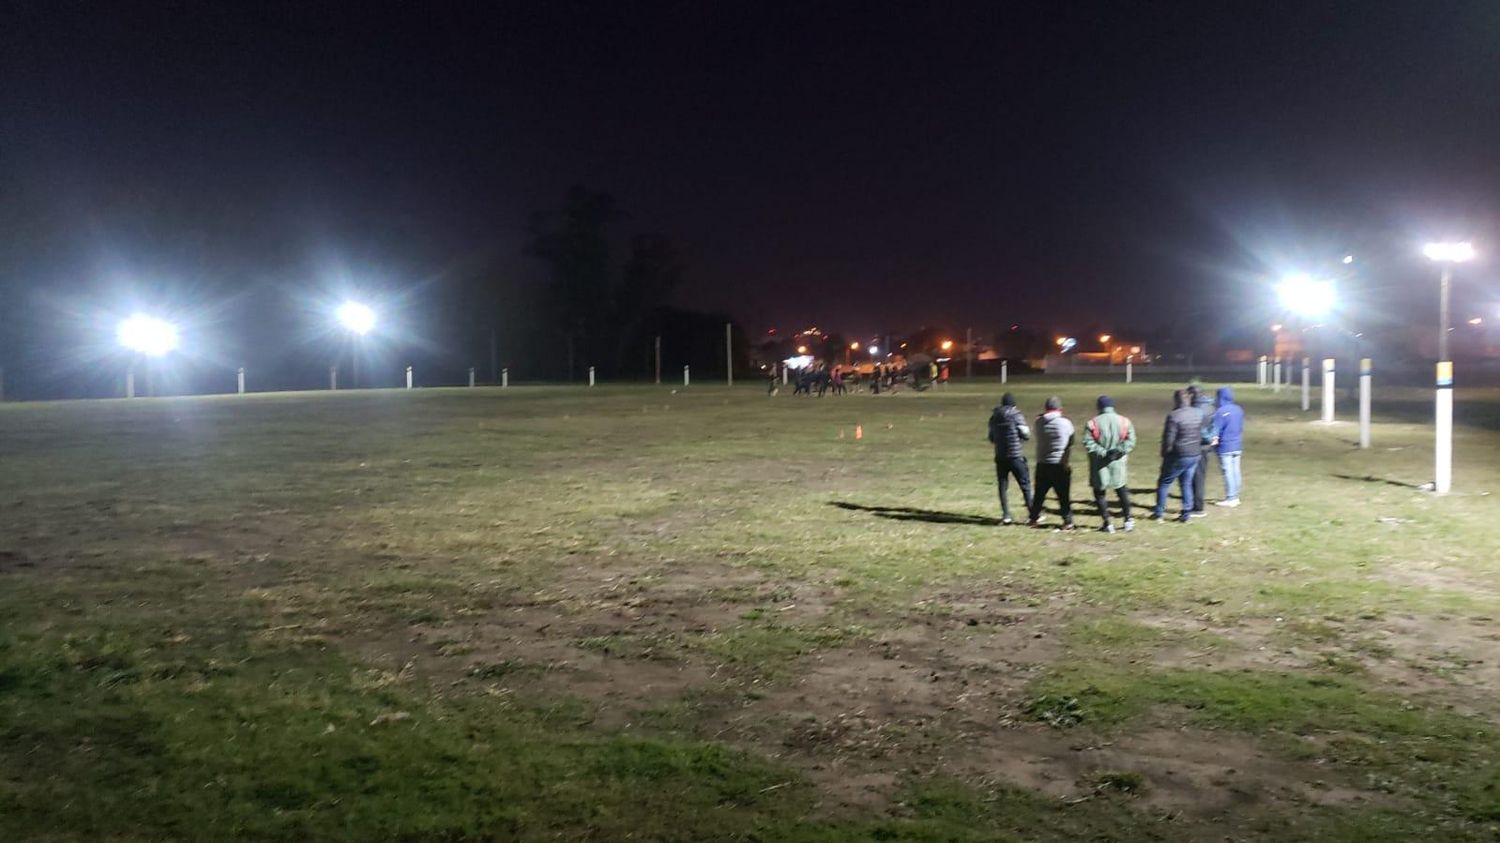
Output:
top-left (4, 1), bottom-right (1500, 348)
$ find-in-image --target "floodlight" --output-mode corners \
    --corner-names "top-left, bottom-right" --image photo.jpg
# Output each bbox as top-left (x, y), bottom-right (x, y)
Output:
top-left (868, 345), bottom-right (879, 355)
top-left (337, 301), bottom-right (377, 335)
top-left (1275, 274), bottom-right (1336, 317)
top-left (116, 314), bottom-right (180, 357)
top-left (940, 340), bottom-right (953, 351)
top-left (1342, 255), bottom-right (1354, 265)
top-left (1423, 242), bottom-right (1475, 263)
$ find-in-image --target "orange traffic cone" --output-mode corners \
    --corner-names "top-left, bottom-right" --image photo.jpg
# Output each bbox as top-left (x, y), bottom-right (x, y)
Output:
top-left (855, 424), bottom-right (864, 440)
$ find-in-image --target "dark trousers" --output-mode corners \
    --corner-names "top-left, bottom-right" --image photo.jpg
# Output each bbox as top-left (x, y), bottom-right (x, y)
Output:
top-left (1093, 485), bottom-right (1133, 526)
top-left (994, 455), bottom-right (1032, 520)
top-left (1031, 463), bottom-right (1072, 524)
top-left (1191, 446), bottom-right (1212, 511)
top-left (1154, 454), bottom-right (1200, 517)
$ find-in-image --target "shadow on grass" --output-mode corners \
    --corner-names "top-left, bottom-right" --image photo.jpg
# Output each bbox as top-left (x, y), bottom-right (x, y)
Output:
top-left (830, 501), bottom-right (1002, 526)
top-left (1331, 473), bottom-right (1427, 490)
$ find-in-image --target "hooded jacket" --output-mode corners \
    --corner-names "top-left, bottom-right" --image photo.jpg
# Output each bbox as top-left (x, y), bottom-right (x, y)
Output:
top-left (988, 400), bottom-right (1031, 459)
top-left (1035, 410), bottom-right (1075, 465)
top-left (1161, 396), bottom-right (1205, 459)
top-left (1083, 406), bottom-right (1136, 489)
top-left (1212, 386), bottom-right (1245, 453)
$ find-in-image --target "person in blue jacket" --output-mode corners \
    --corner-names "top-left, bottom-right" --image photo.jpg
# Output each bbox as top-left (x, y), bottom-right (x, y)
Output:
top-left (1210, 386), bottom-right (1246, 506)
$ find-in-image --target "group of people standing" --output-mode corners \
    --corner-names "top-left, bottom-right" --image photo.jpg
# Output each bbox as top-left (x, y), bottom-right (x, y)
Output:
top-left (987, 383), bottom-right (1245, 532)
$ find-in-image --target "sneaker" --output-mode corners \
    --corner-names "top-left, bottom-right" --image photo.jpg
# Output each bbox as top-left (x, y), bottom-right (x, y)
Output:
top-left (1099, 524), bottom-right (1115, 534)
top-left (1148, 512), bottom-right (1165, 521)
top-left (1222, 499), bottom-right (1241, 508)
top-left (1122, 519), bottom-right (1136, 532)
top-left (1059, 523), bottom-right (1076, 531)
top-left (1190, 511), bottom-right (1209, 519)
top-left (1001, 516), bottom-right (1015, 526)
top-left (1027, 519), bottom-right (1042, 528)
top-left (1177, 514), bottom-right (1192, 523)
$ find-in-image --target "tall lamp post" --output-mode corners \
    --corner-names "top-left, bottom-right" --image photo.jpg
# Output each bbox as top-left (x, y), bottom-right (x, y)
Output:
top-left (1423, 241), bottom-right (1475, 494)
top-left (336, 301), bottom-right (376, 387)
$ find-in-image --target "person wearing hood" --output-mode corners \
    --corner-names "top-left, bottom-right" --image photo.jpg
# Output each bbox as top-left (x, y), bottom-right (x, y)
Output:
top-left (1082, 395), bottom-right (1137, 533)
top-left (1152, 389), bottom-right (1203, 523)
top-left (1211, 386), bottom-right (1246, 506)
top-left (987, 392), bottom-right (1032, 524)
top-left (1029, 396), bottom-right (1076, 530)
top-left (1185, 382), bottom-right (1214, 518)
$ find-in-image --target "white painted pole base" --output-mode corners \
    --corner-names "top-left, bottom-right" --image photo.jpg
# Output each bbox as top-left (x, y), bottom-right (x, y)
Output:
top-left (1001, 361), bottom-right (1008, 384)
top-left (502, 368), bottom-right (509, 388)
top-left (468, 367), bottom-right (476, 388)
top-left (405, 366), bottom-right (413, 390)
top-left (1258, 357), bottom-right (1267, 387)
top-left (237, 367), bottom-right (246, 395)
top-left (1125, 361), bottom-right (1133, 384)
top-left (1300, 359), bottom-right (1310, 411)
top-left (1358, 359), bottom-right (1371, 449)
top-left (781, 365), bottom-right (788, 385)
top-left (1435, 362), bottom-right (1453, 494)
top-left (1321, 358), bottom-right (1335, 423)
top-left (330, 366), bottom-right (338, 391)
top-left (683, 365), bottom-right (690, 387)
top-left (1273, 360), bottom-right (1283, 392)
top-left (588, 366), bottom-right (596, 387)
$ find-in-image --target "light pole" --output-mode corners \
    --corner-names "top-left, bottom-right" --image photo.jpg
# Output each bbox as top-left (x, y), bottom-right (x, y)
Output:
top-left (336, 301), bottom-right (376, 387)
top-left (1423, 241), bottom-right (1475, 494)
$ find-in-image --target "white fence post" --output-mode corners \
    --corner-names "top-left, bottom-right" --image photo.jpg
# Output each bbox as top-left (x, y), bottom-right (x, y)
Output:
top-left (683, 365), bottom-right (690, 386)
top-left (405, 366), bottom-right (413, 390)
top-left (330, 366), bottom-right (338, 391)
top-left (588, 366), bottom-right (596, 387)
top-left (1001, 360), bottom-right (1008, 384)
top-left (237, 367), bottom-right (246, 395)
top-left (1435, 362), bottom-right (1454, 494)
top-left (1125, 361), bottom-right (1133, 384)
top-left (1301, 358), bottom-right (1310, 411)
top-left (1321, 358), bottom-right (1336, 422)
top-left (468, 367), bottom-right (476, 388)
top-left (1359, 358), bottom-right (1372, 448)
top-left (1273, 359), bottom-right (1283, 392)
top-left (1257, 355), bottom-right (1267, 387)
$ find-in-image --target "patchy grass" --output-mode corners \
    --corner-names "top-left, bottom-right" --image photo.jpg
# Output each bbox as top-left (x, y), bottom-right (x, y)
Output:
top-left (3, 381), bottom-right (1500, 839)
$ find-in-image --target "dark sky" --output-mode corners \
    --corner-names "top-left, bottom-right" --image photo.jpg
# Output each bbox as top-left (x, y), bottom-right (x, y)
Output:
top-left (5, 0), bottom-right (1500, 340)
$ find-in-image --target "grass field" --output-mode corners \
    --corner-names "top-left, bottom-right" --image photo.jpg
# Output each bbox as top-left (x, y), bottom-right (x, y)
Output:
top-left (4, 378), bottom-right (1500, 841)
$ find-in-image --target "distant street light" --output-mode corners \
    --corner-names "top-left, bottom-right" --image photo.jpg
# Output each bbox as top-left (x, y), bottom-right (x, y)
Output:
top-left (1424, 241), bottom-right (1476, 494)
top-left (1275, 274), bottom-right (1336, 317)
top-left (116, 314), bottom-right (179, 357)
top-left (940, 340), bottom-right (953, 351)
top-left (868, 345), bottom-right (879, 356)
top-left (849, 341), bottom-right (860, 351)
top-left (1342, 254), bottom-right (1355, 265)
top-left (336, 301), bottom-right (376, 335)
top-left (1098, 334), bottom-right (1112, 344)
top-left (116, 314), bottom-right (178, 399)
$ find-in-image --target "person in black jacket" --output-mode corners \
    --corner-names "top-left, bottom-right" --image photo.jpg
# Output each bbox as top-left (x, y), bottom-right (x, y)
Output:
top-left (1151, 389), bottom-right (1204, 523)
top-left (987, 392), bottom-right (1032, 525)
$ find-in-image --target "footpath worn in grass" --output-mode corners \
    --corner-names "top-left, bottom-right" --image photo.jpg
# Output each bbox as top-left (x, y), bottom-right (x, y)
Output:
top-left (3, 380), bottom-right (1500, 840)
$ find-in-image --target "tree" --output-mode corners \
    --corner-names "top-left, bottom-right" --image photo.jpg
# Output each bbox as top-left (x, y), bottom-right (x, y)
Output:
top-left (614, 234), bottom-right (681, 375)
top-left (527, 186), bottom-right (620, 378)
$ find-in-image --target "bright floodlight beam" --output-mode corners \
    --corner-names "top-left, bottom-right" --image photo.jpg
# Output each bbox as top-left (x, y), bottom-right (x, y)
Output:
top-left (337, 301), bottom-right (377, 335)
top-left (1423, 242), bottom-right (1475, 263)
top-left (1274, 274), bottom-right (1336, 317)
top-left (116, 314), bottom-right (180, 357)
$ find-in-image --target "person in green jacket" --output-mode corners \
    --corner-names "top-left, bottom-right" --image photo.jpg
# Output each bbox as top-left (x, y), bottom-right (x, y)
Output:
top-left (1082, 395), bottom-right (1137, 533)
